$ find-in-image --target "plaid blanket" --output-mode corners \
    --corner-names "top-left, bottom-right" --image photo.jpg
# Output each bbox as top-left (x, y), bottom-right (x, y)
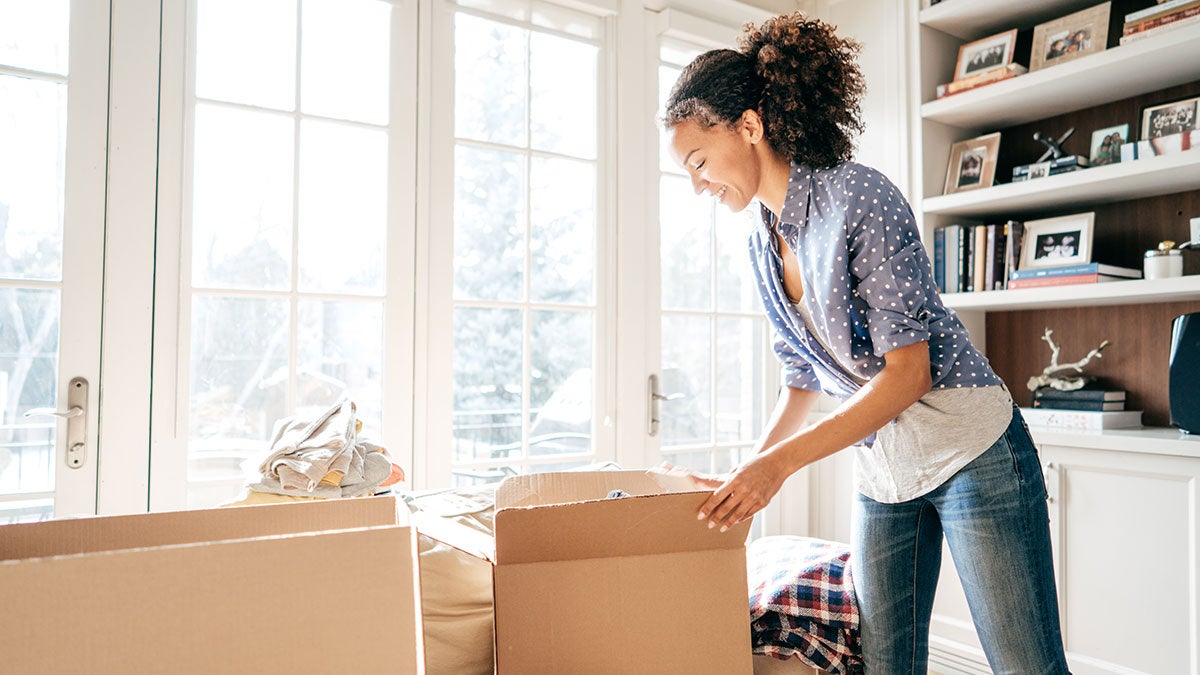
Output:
top-left (748, 536), bottom-right (862, 674)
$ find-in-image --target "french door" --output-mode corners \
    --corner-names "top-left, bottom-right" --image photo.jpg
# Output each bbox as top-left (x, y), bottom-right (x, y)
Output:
top-left (0, 0), bottom-right (108, 519)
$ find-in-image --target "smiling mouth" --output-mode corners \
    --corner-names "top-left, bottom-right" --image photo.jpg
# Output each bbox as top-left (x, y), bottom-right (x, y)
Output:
top-left (714, 185), bottom-right (727, 200)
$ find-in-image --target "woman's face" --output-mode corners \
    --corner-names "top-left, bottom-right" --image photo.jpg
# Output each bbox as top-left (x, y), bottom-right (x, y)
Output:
top-left (667, 113), bottom-right (763, 213)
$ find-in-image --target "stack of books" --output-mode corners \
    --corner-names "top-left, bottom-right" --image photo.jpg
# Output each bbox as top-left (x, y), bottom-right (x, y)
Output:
top-left (1024, 387), bottom-right (1142, 429)
top-left (1120, 0), bottom-right (1200, 45)
top-left (1032, 386), bottom-right (1126, 411)
top-left (1011, 155), bottom-right (1088, 182)
top-left (1007, 262), bottom-right (1141, 289)
top-left (932, 221), bottom-right (1024, 294)
top-left (936, 63), bottom-right (1027, 99)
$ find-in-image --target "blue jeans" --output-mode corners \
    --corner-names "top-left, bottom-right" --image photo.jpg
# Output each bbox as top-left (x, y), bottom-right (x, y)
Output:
top-left (853, 407), bottom-right (1070, 674)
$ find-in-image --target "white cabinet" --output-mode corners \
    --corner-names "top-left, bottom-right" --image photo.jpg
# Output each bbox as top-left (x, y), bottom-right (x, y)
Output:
top-left (1040, 442), bottom-right (1200, 674)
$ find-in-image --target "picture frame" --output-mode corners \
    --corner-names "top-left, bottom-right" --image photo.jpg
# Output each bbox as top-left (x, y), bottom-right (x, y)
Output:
top-left (1140, 95), bottom-right (1199, 140)
top-left (1088, 123), bottom-right (1128, 166)
top-left (953, 29), bottom-right (1018, 81)
top-left (1019, 212), bottom-right (1095, 271)
top-left (943, 132), bottom-right (1001, 195)
top-left (1030, 2), bottom-right (1111, 72)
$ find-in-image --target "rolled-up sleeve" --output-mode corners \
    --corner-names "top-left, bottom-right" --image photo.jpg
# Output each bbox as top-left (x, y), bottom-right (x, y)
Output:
top-left (847, 176), bottom-right (932, 357)
top-left (773, 330), bottom-right (822, 391)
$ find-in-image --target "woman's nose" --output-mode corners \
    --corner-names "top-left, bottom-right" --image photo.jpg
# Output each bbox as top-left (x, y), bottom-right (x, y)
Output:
top-left (690, 173), bottom-right (707, 195)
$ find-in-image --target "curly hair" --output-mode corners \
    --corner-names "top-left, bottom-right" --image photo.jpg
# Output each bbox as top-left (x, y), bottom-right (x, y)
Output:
top-left (663, 12), bottom-right (865, 169)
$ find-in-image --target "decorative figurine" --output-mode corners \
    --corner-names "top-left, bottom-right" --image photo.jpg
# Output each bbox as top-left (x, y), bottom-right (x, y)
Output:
top-left (1026, 328), bottom-right (1111, 392)
top-left (1033, 127), bottom-right (1074, 162)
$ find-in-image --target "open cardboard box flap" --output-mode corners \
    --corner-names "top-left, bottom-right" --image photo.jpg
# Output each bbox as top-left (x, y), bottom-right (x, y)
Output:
top-left (0, 495), bottom-right (406, 561)
top-left (0, 496), bottom-right (425, 674)
top-left (413, 469), bottom-right (750, 565)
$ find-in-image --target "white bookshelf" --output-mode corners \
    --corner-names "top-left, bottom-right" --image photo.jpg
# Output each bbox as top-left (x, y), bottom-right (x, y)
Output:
top-left (921, 22), bottom-right (1200, 128)
top-left (923, 150), bottom-right (1200, 217)
top-left (918, 0), bottom-right (1085, 39)
top-left (943, 275), bottom-right (1200, 311)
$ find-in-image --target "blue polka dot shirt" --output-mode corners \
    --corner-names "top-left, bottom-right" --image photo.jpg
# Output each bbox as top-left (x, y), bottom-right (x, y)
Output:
top-left (749, 161), bottom-right (1003, 400)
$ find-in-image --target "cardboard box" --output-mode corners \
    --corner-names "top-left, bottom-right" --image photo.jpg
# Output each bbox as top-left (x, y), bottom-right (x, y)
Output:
top-left (0, 497), bottom-right (424, 674)
top-left (415, 470), bottom-right (754, 675)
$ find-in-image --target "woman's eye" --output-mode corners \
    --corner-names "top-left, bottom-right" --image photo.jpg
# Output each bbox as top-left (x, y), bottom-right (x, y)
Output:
top-left (695, 161), bottom-right (705, 171)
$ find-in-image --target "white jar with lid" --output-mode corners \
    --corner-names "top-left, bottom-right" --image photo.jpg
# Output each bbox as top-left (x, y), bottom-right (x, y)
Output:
top-left (1145, 247), bottom-right (1183, 279)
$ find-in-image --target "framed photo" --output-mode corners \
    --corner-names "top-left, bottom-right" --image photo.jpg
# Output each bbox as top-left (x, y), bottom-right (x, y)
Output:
top-left (943, 132), bottom-right (1001, 195)
top-left (1030, 3), bottom-right (1111, 72)
top-left (1019, 212), bottom-right (1095, 271)
top-left (1140, 96), bottom-right (1199, 140)
top-left (953, 29), bottom-right (1018, 81)
top-left (1089, 123), bottom-right (1128, 166)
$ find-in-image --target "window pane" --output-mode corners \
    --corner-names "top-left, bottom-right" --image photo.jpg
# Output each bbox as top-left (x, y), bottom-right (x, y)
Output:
top-left (530, 156), bottom-right (593, 304)
top-left (195, 0), bottom-right (296, 110)
top-left (660, 174), bottom-right (712, 311)
top-left (716, 317), bottom-right (764, 443)
top-left (662, 447), bottom-right (745, 476)
top-left (530, 33), bottom-right (596, 158)
top-left (455, 144), bottom-right (525, 301)
top-left (715, 206), bottom-right (759, 312)
top-left (658, 65), bottom-right (681, 173)
top-left (531, 4), bottom-right (600, 40)
top-left (453, 307), bottom-right (523, 464)
top-left (660, 314), bottom-right (711, 445)
top-left (192, 104), bottom-right (293, 290)
top-left (0, 75), bottom-right (65, 282)
top-left (454, 13), bottom-right (527, 146)
top-left (0, 1), bottom-right (69, 74)
top-left (189, 295), bottom-right (289, 444)
top-left (298, 300), bottom-right (383, 434)
top-left (298, 120), bottom-right (387, 295)
top-left (0, 288), bottom-right (59, 495)
top-left (300, 0), bottom-right (390, 124)
top-left (530, 309), bottom-right (591, 457)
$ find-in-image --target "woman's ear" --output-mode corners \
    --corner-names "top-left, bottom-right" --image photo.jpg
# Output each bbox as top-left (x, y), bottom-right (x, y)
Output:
top-left (739, 109), bottom-right (765, 144)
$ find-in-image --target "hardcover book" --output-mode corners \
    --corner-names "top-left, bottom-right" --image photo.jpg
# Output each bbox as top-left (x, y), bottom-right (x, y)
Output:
top-left (1032, 399), bottom-right (1126, 412)
top-left (1020, 408), bottom-right (1143, 430)
top-left (1033, 387), bottom-right (1127, 403)
top-left (1010, 262), bottom-right (1142, 280)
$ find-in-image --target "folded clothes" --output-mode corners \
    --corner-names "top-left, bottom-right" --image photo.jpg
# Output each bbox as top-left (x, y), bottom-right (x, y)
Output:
top-left (248, 399), bottom-right (405, 499)
top-left (748, 535), bottom-right (861, 674)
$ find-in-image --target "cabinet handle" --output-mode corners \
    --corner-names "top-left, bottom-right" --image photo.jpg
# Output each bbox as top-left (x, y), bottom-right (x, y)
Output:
top-left (1042, 461), bottom-right (1057, 503)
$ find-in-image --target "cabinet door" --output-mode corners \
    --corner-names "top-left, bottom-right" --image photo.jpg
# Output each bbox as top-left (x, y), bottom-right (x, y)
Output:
top-left (1042, 444), bottom-right (1199, 674)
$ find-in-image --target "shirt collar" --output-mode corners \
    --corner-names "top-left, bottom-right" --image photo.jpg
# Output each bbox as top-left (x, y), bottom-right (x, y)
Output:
top-left (780, 161), bottom-right (814, 228)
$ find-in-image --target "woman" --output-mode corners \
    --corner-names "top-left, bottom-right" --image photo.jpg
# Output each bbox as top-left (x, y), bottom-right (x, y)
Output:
top-left (663, 13), bottom-right (1070, 674)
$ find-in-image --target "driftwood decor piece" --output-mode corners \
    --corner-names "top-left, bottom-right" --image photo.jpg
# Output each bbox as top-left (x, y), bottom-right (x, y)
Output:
top-left (1026, 328), bottom-right (1111, 392)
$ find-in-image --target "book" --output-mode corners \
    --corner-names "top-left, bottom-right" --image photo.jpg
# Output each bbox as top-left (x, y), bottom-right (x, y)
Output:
top-left (933, 227), bottom-right (946, 293)
top-left (1120, 13), bottom-right (1200, 42)
top-left (1012, 155), bottom-right (1088, 179)
top-left (984, 224), bottom-right (996, 292)
top-left (1123, 4), bottom-right (1200, 34)
top-left (1009, 262), bottom-right (1142, 280)
top-left (1006, 273), bottom-right (1126, 289)
top-left (936, 63), bottom-right (1027, 98)
top-left (945, 224), bottom-right (962, 293)
top-left (1019, 407), bottom-right (1142, 430)
top-left (1033, 387), bottom-right (1127, 403)
top-left (1002, 220), bottom-right (1024, 290)
top-left (1126, 0), bottom-right (1200, 23)
top-left (973, 225), bottom-right (986, 293)
top-left (1033, 399), bottom-right (1126, 411)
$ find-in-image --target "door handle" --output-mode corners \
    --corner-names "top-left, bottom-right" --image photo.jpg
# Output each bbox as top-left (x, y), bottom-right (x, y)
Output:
top-left (23, 377), bottom-right (88, 469)
top-left (647, 374), bottom-right (684, 437)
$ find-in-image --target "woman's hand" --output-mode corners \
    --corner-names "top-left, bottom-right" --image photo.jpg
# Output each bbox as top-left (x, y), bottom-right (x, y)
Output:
top-left (697, 449), bottom-right (789, 532)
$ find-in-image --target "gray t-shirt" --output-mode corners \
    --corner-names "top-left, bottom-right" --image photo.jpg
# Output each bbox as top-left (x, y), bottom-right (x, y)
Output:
top-left (794, 300), bottom-right (1012, 503)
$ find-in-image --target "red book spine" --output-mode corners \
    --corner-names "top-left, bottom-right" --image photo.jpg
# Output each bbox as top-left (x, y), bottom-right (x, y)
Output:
top-left (1124, 5), bottom-right (1200, 34)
